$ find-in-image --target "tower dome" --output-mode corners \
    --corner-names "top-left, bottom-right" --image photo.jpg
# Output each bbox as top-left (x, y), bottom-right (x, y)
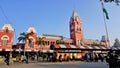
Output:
top-left (27, 26), bottom-right (37, 33)
top-left (2, 23), bottom-right (14, 31)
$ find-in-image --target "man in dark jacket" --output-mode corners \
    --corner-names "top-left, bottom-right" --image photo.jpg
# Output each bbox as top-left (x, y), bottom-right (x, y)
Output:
top-left (108, 49), bottom-right (114, 68)
top-left (5, 53), bottom-right (10, 65)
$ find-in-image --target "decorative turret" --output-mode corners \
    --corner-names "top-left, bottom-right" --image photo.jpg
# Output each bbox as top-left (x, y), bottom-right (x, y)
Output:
top-left (25, 26), bottom-right (38, 51)
top-left (27, 26), bottom-right (37, 34)
top-left (2, 23), bottom-right (14, 31)
top-left (101, 35), bottom-right (109, 46)
top-left (0, 23), bottom-right (14, 51)
top-left (72, 11), bottom-right (81, 22)
top-left (113, 38), bottom-right (120, 47)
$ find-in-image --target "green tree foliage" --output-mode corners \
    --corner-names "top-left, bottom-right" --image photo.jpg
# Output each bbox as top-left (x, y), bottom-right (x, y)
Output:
top-left (18, 32), bottom-right (33, 43)
top-left (36, 37), bottom-right (45, 46)
top-left (103, 0), bottom-right (120, 5)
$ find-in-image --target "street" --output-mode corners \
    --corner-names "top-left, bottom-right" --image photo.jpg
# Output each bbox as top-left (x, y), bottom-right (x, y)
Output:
top-left (0, 61), bottom-right (109, 68)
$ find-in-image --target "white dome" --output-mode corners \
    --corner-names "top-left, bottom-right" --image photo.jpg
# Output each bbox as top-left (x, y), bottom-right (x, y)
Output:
top-left (27, 26), bottom-right (37, 33)
top-left (72, 11), bottom-right (81, 21)
top-left (114, 38), bottom-right (120, 47)
top-left (2, 24), bottom-right (14, 31)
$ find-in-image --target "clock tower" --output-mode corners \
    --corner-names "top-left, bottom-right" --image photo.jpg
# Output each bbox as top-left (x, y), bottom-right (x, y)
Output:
top-left (69, 11), bottom-right (84, 46)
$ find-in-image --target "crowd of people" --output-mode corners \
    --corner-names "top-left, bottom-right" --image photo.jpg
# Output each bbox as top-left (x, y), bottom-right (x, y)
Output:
top-left (106, 50), bottom-right (120, 68)
top-left (2, 50), bottom-right (120, 68)
top-left (83, 50), bottom-right (120, 68)
top-left (83, 52), bottom-right (105, 62)
top-left (4, 53), bottom-right (10, 65)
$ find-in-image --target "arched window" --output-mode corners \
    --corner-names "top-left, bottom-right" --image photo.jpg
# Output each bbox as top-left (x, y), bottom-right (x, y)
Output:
top-left (50, 44), bottom-right (54, 50)
top-left (45, 41), bottom-right (47, 45)
top-left (5, 27), bottom-right (9, 33)
top-left (56, 40), bottom-right (59, 44)
top-left (48, 41), bottom-right (49, 45)
top-left (28, 36), bottom-right (35, 48)
top-left (51, 42), bottom-right (52, 45)
top-left (78, 39), bottom-right (82, 46)
top-left (29, 39), bottom-right (34, 48)
top-left (2, 37), bottom-right (8, 46)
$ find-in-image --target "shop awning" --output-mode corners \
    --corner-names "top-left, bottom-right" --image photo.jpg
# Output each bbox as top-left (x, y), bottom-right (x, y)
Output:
top-left (0, 49), bottom-right (13, 51)
top-left (111, 47), bottom-right (120, 50)
top-left (57, 44), bottom-right (79, 49)
top-left (93, 46), bottom-right (100, 49)
top-left (78, 45), bottom-right (110, 50)
top-left (69, 45), bottom-right (77, 48)
top-left (78, 45), bottom-right (85, 49)
top-left (39, 50), bottom-right (54, 53)
top-left (53, 44), bottom-right (110, 50)
top-left (87, 45), bottom-right (93, 49)
top-left (59, 44), bottom-right (66, 48)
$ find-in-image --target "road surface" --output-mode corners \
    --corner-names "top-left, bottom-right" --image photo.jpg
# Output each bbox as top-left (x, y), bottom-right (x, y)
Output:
top-left (0, 61), bottom-right (109, 68)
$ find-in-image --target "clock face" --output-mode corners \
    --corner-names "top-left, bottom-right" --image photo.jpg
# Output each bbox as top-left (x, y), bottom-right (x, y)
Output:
top-left (76, 26), bottom-right (81, 33)
top-left (71, 25), bottom-right (74, 30)
top-left (76, 16), bottom-right (80, 22)
top-left (70, 31), bottom-right (74, 34)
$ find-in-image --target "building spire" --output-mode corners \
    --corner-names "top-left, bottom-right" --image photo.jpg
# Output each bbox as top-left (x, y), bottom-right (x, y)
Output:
top-left (71, 10), bottom-right (81, 22)
top-left (72, 10), bottom-right (78, 19)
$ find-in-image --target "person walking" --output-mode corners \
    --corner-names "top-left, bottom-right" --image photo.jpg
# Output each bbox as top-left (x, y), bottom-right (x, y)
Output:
top-left (23, 54), bottom-right (29, 64)
top-left (94, 53), bottom-right (98, 62)
top-left (85, 53), bottom-right (90, 62)
top-left (59, 55), bottom-right (62, 62)
top-left (99, 53), bottom-right (104, 62)
top-left (5, 53), bottom-right (10, 65)
top-left (49, 55), bottom-right (52, 62)
top-left (108, 49), bottom-right (114, 68)
top-left (24, 55), bottom-right (27, 63)
top-left (26, 54), bottom-right (29, 64)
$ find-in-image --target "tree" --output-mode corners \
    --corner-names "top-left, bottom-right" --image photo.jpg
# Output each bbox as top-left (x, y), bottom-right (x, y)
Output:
top-left (50, 44), bottom-right (54, 50)
top-left (36, 37), bottom-right (45, 46)
top-left (113, 38), bottom-right (120, 47)
top-left (103, 0), bottom-right (120, 5)
top-left (18, 32), bottom-right (33, 43)
top-left (18, 32), bottom-right (33, 56)
top-left (36, 36), bottom-right (46, 51)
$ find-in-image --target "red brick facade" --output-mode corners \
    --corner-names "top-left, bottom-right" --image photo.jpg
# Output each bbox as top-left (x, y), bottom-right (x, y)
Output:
top-left (0, 24), bottom-right (14, 51)
top-left (70, 11), bottom-right (84, 46)
top-left (69, 11), bottom-right (108, 47)
top-left (0, 11), bottom-right (109, 52)
top-left (25, 26), bottom-right (39, 52)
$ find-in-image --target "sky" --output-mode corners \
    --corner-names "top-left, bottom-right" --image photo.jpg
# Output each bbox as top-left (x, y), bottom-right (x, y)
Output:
top-left (0, 0), bottom-right (120, 46)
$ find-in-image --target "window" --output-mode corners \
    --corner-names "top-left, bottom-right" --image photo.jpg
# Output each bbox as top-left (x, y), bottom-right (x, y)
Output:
top-left (56, 40), bottom-right (59, 44)
top-left (48, 41), bottom-right (49, 45)
top-left (45, 41), bottom-right (47, 45)
top-left (2, 40), bottom-right (8, 46)
top-left (29, 41), bottom-right (34, 48)
top-left (71, 25), bottom-right (74, 30)
top-left (78, 39), bottom-right (82, 45)
top-left (51, 41), bottom-right (54, 45)
top-left (5, 27), bottom-right (9, 33)
top-left (53, 42), bottom-right (55, 44)
top-left (2, 37), bottom-right (8, 46)
top-left (70, 31), bottom-right (74, 34)
top-left (76, 26), bottom-right (81, 33)
top-left (76, 16), bottom-right (80, 22)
